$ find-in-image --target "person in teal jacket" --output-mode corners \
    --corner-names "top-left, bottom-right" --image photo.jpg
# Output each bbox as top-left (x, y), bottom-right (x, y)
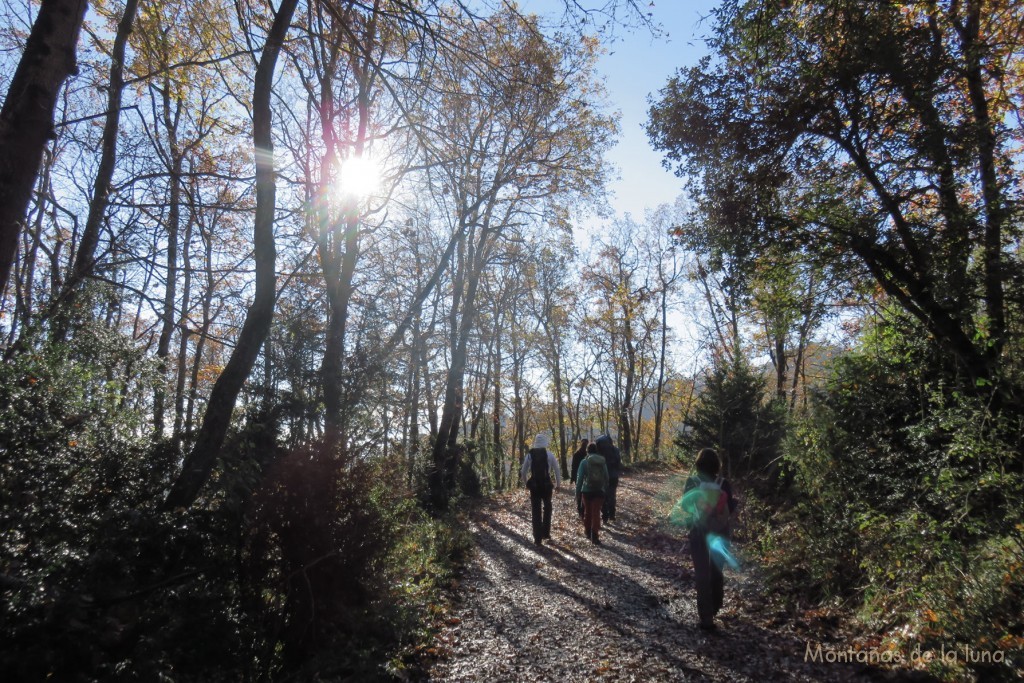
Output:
top-left (575, 445), bottom-right (610, 545)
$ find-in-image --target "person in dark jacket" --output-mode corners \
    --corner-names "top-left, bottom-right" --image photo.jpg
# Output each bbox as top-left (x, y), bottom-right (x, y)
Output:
top-left (575, 444), bottom-right (609, 545)
top-left (570, 438), bottom-right (589, 518)
top-left (519, 433), bottom-right (561, 546)
top-left (569, 438), bottom-right (589, 483)
top-left (680, 447), bottom-right (737, 630)
top-left (595, 434), bottom-right (621, 523)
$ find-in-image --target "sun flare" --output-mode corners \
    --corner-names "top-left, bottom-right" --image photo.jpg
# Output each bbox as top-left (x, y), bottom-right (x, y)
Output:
top-left (335, 155), bottom-right (380, 201)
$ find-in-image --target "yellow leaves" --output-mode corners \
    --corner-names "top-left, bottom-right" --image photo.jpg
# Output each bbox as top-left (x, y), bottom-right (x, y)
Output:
top-left (997, 634), bottom-right (1024, 650)
top-left (196, 364), bottom-right (223, 384)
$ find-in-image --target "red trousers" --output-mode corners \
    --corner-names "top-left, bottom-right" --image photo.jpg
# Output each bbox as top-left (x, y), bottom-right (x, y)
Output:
top-left (582, 493), bottom-right (604, 539)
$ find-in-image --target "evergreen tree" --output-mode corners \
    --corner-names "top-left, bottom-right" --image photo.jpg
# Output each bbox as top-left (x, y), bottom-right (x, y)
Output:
top-left (676, 351), bottom-right (784, 481)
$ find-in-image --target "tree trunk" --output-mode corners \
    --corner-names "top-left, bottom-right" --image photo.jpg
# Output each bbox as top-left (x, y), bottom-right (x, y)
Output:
top-left (958, 0), bottom-right (1006, 363)
top-left (173, 211), bottom-right (195, 445)
top-left (319, 62), bottom-right (370, 448)
top-left (492, 330), bottom-right (503, 490)
top-left (429, 341), bottom-right (466, 509)
top-left (401, 327), bottom-right (413, 489)
top-left (653, 278), bottom-right (668, 460)
top-left (618, 307), bottom-right (637, 463)
top-left (0, 0), bottom-right (87, 298)
top-left (53, 0), bottom-right (139, 335)
top-left (773, 332), bottom-right (787, 402)
top-left (428, 247), bottom-right (484, 510)
top-left (469, 348), bottom-right (491, 440)
top-left (162, 0), bottom-right (298, 510)
top-left (186, 218), bottom-right (215, 437)
top-left (551, 340), bottom-right (568, 478)
top-left (6, 150), bottom-right (52, 351)
top-left (153, 123), bottom-right (182, 438)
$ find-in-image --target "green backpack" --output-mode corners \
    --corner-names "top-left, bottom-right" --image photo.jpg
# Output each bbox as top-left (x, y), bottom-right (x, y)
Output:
top-left (584, 454), bottom-right (607, 493)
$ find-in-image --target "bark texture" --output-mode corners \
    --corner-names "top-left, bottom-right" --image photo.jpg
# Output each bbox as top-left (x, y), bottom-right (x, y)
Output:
top-left (0, 0), bottom-right (87, 297)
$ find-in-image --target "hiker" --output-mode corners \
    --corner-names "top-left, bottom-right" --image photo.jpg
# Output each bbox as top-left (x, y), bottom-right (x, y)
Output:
top-left (679, 447), bottom-right (737, 631)
top-left (595, 434), bottom-right (622, 523)
top-left (575, 441), bottom-right (609, 545)
top-left (570, 438), bottom-right (589, 518)
top-left (520, 433), bottom-right (561, 546)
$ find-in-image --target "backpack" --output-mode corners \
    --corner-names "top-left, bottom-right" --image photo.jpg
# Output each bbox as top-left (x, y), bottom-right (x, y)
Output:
top-left (584, 454), bottom-right (607, 493)
top-left (679, 476), bottom-right (731, 536)
top-left (528, 448), bottom-right (552, 494)
top-left (696, 478), bottom-right (731, 536)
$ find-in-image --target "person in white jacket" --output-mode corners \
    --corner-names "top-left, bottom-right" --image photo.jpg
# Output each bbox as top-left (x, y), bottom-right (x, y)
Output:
top-left (520, 433), bottom-right (561, 546)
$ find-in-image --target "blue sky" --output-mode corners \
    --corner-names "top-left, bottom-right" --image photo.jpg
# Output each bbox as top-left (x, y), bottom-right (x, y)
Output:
top-left (511, 0), bottom-right (720, 219)
top-left (593, 1), bottom-right (719, 217)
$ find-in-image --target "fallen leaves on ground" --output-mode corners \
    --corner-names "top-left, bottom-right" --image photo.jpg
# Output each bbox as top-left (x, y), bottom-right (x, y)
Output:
top-left (415, 468), bottom-right (937, 682)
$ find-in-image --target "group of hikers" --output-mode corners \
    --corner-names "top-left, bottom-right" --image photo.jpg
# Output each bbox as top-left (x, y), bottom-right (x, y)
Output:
top-left (518, 433), bottom-right (622, 547)
top-left (520, 435), bottom-right (737, 631)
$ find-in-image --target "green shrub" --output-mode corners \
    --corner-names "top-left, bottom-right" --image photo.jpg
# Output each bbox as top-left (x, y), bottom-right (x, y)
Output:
top-left (755, 311), bottom-right (1023, 679)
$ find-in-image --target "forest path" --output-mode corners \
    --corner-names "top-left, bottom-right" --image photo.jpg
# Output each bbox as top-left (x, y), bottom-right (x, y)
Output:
top-left (421, 467), bottom-right (910, 682)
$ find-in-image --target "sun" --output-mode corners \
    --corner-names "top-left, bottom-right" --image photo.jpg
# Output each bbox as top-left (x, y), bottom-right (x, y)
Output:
top-left (335, 154), bottom-right (380, 201)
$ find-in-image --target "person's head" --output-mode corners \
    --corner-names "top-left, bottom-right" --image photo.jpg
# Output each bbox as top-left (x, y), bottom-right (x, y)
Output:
top-left (694, 447), bottom-right (720, 477)
top-left (532, 433), bottom-right (550, 450)
top-left (580, 438), bottom-right (589, 448)
top-left (595, 433), bottom-right (614, 455)
top-left (587, 442), bottom-right (597, 454)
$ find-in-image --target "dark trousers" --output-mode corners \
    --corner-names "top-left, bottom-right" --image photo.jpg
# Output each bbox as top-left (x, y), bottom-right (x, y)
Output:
top-left (583, 493), bottom-right (604, 540)
top-left (602, 477), bottom-right (619, 521)
top-left (689, 531), bottom-right (724, 627)
top-left (530, 489), bottom-right (553, 542)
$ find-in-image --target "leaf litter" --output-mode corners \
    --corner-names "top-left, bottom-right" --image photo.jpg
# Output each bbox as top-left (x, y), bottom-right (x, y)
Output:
top-left (416, 468), bottom-right (938, 682)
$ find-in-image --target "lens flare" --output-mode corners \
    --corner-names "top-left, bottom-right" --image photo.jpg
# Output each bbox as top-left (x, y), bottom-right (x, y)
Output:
top-left (666, 480), bottom-right (742, 573)
top-left (708, 533), bottom-right (740, 571)
top-left (336, 155), bottom-right (380, 200)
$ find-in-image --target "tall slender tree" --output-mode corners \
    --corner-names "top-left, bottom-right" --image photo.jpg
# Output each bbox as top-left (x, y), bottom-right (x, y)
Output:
top-left (0, 0), bottom-right (87, 298)
top-left (163, 0), bottom-right (299, 510)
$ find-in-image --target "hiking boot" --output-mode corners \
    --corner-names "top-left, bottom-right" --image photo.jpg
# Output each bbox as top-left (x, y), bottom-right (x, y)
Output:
top-left (585, 529), bottom-right (592, 540)
top-left (592, 536), bottom-right (601, 546)
top-left (535, 538), bottom-right (543, 547)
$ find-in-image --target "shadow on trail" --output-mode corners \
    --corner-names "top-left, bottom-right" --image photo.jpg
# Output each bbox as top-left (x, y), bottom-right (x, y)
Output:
top-left (467, 508), bottom-right (724, 679)
top-left (434, 474), bottom-right (920, 682)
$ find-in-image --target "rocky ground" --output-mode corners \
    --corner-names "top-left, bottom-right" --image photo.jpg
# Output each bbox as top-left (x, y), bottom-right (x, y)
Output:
top-left (418, 467), bottom-right (939, 682)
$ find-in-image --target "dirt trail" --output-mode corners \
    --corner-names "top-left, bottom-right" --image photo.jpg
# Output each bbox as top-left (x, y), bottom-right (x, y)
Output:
top-left (421, 468), bottom-right (912, 682)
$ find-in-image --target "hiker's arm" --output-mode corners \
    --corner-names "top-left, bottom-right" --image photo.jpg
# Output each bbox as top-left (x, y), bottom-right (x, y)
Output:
top-left (520, 455), bottom-right (530, 486)
top-left (550, 453), bottom-right (561, 488)
top-left (723, 479), bottom-right (738, 513)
